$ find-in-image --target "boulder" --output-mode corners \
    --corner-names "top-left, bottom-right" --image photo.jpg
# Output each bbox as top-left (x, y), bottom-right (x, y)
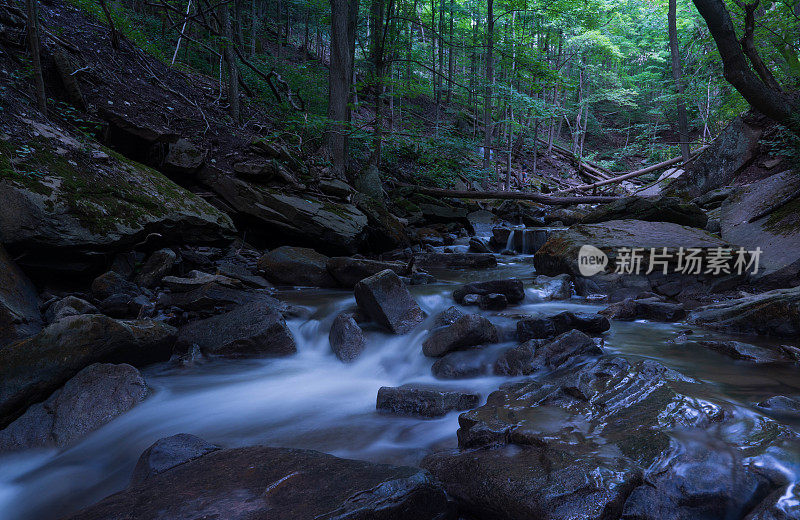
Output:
top-left (91, 271), bottom-right (140, 301)
top-left (757, 395), bottom-right (800, 416)
top-left (490, 227), bottom-right (512, 249)
top-left (354, 269), bottom-right (424, 334)
top-left (531, 330), bottom-right (603, 370)
top-left (697, 340), bottom-right (798, 365)
top-left (326, 256), bottom-right (406, 288)
top-left (214, 261), bottom-right (272, 289)
top-left (352, 193), bottom-right (412, 251)
top-left (743, 486), bottom-right (800, 520)
top-left (516, 311), bottom-right (610, 341)
top-left (422, 314), bottom-right (499, 357)
top-left (319, 178), bottom-right (354, 198)
top-left (453, 279), bottom-right (525, 304)
top-left (415, 253), bottom-right (497, 269)
top-left (544, 207), bottom-right (586, 225)
top-left (0, 245), bottom-right (42, 346)
top-left (432, 348), bottom-right (500, 379)
top-left (529, 274), bottom-right (573, 300)
top-left (257, 246), bottom-right (337, 287)
top-left (47, 295), bottom-right (98, 322)
top-left (175, 299), bottom-right (296, 358)
top-left (468, 237), bottom-right (492, 253)
top-left (0, 315), bottom-right (175, 427)
top-left (689, 287), bottom-right (800, 338)
top-left (161, 270), bottom-right (241, 292)
top-left (376, 384), bottom-right (479, 417)
top-left (0, 363), bottom-right (147, 452)
top-left (157, 282), bottom-right (258, 313)
top-left (479, 293), bottom-right (508, 310)
top-left (600, 297), bottom-right (687, 322)
top-left (65, 446), bottom-right (450, 520)
top-left (163, 138), bottom-right (205, 174)
top-left (582, 196), bottom-right (708, 228)
top-left (134, 248), bottom-right (176, 287)
top-left (493, 341), bottom-right (539, 376)
top-left (201, 174), bottom-right (368, 254)
top-left (130, 433), bottom-right (220, 486)
top-left (433, 306), bottom-right (465, 327)
top-left (99, 293), bottom-right (152, 319)
top-left (719, 170), bottom-right (800, 278)
top-left (329, 312), bottom-right (366, 362)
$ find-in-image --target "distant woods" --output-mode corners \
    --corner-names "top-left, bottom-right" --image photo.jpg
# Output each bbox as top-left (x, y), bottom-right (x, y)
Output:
top-left (55, 0), bottom-right (800, 185)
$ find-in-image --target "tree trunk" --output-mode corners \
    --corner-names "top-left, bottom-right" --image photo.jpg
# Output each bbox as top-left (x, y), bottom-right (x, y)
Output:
top-left (482, 0), bottom-right (494, 176)
top-left (221, 5), bottom-right (240, 123)
top-left (668, 0), bottom-right (691, 161)
top-left (327, 0), bottom-right (359, 179)
top-left (369, 0), bottom-right (385, 166)
top-left (26, 0), bottom-right (47, 114)
top-left (394, 183), bottom-right (619, 204)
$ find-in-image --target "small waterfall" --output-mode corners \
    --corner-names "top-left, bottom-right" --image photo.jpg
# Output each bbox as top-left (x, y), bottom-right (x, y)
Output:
top-left (505, 229), bottom-right (516, 252)
top-left (505, 227), bottom-right (553, 254)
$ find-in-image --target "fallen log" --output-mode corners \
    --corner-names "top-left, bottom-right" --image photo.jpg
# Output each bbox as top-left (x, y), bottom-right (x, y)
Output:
top-left (536, 138), bottom-right (611, 180)
top-left (394, 183), bottom-right (619, 205)
top-left (556, 146), bottom-right (709, 195)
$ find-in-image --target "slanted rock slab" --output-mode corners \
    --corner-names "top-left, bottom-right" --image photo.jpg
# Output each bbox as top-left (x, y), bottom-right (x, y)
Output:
top-left (354, 269), bottom-right (424, 334)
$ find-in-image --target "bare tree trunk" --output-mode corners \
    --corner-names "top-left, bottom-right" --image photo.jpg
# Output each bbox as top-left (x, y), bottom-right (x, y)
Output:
top-left (482, 0), bottom-right (494, 176)
top-left (669, 0), bottom-right (691, 161)
top-left (26, 0), bottom-right (47, 114)
top-left (369, 0), bottom-right (385, 166)
top-left (327, 0), bottom-right (359, 179)
top-left (250, 0), bottom-right (257, 56)
top-left (221, 5), bottom-right (240, 123)
top-left (446, 0), bottom-right (454, 104)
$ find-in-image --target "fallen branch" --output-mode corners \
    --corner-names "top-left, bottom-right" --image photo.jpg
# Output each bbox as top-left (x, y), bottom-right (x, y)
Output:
top-left (394, 182), bottom-right (619, 205)
top-left (556, 146), bottom-right (709, 195)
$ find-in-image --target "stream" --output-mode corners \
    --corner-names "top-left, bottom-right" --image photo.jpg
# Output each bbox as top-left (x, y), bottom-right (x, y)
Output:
top-left (1, 251), bottom-right (799, 519)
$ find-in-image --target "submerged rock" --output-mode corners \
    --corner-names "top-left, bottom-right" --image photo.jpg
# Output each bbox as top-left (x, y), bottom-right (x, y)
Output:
top-left (175, 299), bottom-right (295, 358)
top-left (354, 269), bottom-right (424, 334)
top-left (377, 384), bottom-right (479, 417)
top-left (0, 315), bottom-right (175, 427)
top-left (422, 314), bottom-right (499, 357)
top-left (130, 433), bottom-right (220, 486)
top-left (697, 340), bottom-right (798, 365)
top-left (516, 311), bottom-right (610, 341)
top-left (257, 246), bottom-right (337, 287)
top-left (329, 312), bottom-right (366, 362)
top-left (0, 363), bottom-right (147, 452)
top-left (66, 446), bottom-right (450, 520)
top-left (689, 287), bottom-right (800, 338)
top-left (453, 279), bottom-right (525, 305)
top-left (0, 245), bottom-right (42, 346)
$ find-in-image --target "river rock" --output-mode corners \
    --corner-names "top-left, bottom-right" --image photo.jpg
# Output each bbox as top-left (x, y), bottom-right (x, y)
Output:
top-left (329, 312), bottom-right (366, 362)
top-left (130, 433), bottom-right (220, 486)
top-left (743, 485), bottom-right (800, 520)
top-left (479, 293), bottom-right (508, 310)
top-left (99, 293), bottom-right (152, 319)
top-left (758, 396), bottom-right (800, 416)
top-left (493, 341), bottom-right (540, 376)
top-left (0, 244), bottom-right (42, 346)
top-left (415, 252), bottom-right (497, 269)
top-left (582, 196), bottom-right (708, 228)
top-left (544, 207), bottom-right (586, 225)
top-left (529, 274), bottom-right (573, 300)
top-left (175, 298), bottom-right (296, 358)
top-left (600, 297), bottom-right (687, 322)
top-left (0, 363), bottom-right (147, 452)
top-left (376, 384), bottom-right (479, 417)
top-left (91, 270), bottom-right (140, 301)
top-left (133, 248), bottom-right (176, 287)
top-left (257, 246), bottom-right (337, 287)
top-left (326, 256), bottom-right (406, 288)
top-left (490, 227), bottom-right (512, 249)
top-left (214, 261), bottom-right (272, 289)
top-left (201, 174), bottom-right (369, 254)
top-left (516, 311), bottom-right (610, 341)
top-left (468, 237), bottom-right (492, 253)
top-left (434, 306), bottom-right (465, 327)
top-left (65, 446), bottom-right (450, 520)
top-left (533, 330), bottom-right (603, 370)
top-left (0, 315), bottom-right (175, 427)
top-left (354, 269), bottom-right (424, 334)
top-left (453, 279), bottom-right (525, 304)
top-left (161, 270), bottom-right (241, 292)
top-left (689, 287), bottom-right (800, 338)
top-left (156, 281), bottom-right (256, 312)
top-left (697, 340), bottom-right (797, 364)
top-left (432, 347), bottom-right (501, 379)
top-left (422, 314), bottom-right (499, 357)
top-left (47, 295), bottom-right (98, 322)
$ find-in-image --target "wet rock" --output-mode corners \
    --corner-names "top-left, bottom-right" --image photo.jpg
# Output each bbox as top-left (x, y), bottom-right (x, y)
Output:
top-left (582, 196), bottom-right (708, 228)
top-left (743, 486), bottom-right (800, 520)
top-left (353, 193), bottom-right (412, 251)
top-left (65, 446), bottom-right (450, 520)
top-left (533, 330), bottom-right (603, 370)
top-left (453, 279), bottom-right (525, 305)
top-left (573, 272), bottom-right (652, 302)
top-left (468, 237), bottom-right (492, 253)
top-left (415, 252), bottom-right (497, 269)
top-left (329, 312), bottom-right (366, 362)
top-left (214, 261), bottom-right (272, 289)
top-left (689, 287), bottom-right (800, 338)
top-left (175, 299), bottom-right (296, 358)
top-left (493, 341), bottom-right (539, 376)
top-left (621, 441), bottom-right (776, 520)
top-left (410, 271), bottom-right (437, 285)
top-left (91, 270), bottom-right (139, 301)
top-left (432, 348), bottom-right (499, 379)
top-left (0, 315), bottom-right (175, 427)
top-left (758, 396), bottom-right (800, 416)
top-left (0, 363), bottom-right (147, 452)
top-left (529, 274), bottom-right (573, 300)
top-left (134, 248), bottom-right (176, 288)
top-left (257, 246), bottom-right (337, 287)
top-left (130, 433), bottom-right (220, 486)
top-left (0, 244), bottom-right (42, 346)
top-left (434, 306), bottom-right (465, 327)
top-left (479, 293), bottom-right (508, 310)
top-left (462, 294), bottom-right (481, 306)
top-left (516, 311), bottom-right (610, 341)
top-left (422, 314), bottom-right (499, 357)
top-left (157, 282), bottom-right (255, 313)
top-left (490, 227), bottom-right (512, 249)
top-left (354, 269), bottom-right (424, 334)
top-left (46, 295), bottom-right (97, 322)
top-left (377, 384), bottom-right (479, 417)
top-left (326, 256), bottom-right (407, 288)
top-left (600, 297), bottom-right (687, 322)
top-left (697, 340), bottom-right (797, 365)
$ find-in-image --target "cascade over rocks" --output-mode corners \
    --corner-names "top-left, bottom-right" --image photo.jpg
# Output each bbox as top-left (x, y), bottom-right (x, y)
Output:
top-left (0, 363), bottom-right (148, 452)
top-left (0, 315), bottom-right (176, 427)
top-left (354, 269), bottom-right (424, 334)
top-left (66, 445), bottom-right (451, 520)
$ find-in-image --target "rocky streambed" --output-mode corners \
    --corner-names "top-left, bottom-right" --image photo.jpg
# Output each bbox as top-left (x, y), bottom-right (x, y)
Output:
top-left (0, 252), bottom-right (798, 520)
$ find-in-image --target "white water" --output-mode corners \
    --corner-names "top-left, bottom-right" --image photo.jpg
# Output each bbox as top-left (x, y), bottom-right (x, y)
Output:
top-left (0, 258), bottom-right (798, 519)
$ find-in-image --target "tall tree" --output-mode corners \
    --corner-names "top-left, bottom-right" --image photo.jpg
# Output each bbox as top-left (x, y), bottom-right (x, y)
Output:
top-left (482, 0), bottom-right (494, 175)
top-left (220, 4), bottom-right (240, 123)
top-left (668, 0), bottom-right (691, 161)
top-left (369, 0), bottom-right (386, 166)
top-left (327, 0), bottom-right (360, 178)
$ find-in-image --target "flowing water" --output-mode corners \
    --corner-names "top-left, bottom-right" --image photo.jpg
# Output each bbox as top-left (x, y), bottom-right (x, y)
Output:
top-left (1, 255), bottom-right (799, 519)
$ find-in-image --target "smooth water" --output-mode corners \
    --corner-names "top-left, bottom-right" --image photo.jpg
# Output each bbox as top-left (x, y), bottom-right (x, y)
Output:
top-left (0, 258), bottom-right (798, 519)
